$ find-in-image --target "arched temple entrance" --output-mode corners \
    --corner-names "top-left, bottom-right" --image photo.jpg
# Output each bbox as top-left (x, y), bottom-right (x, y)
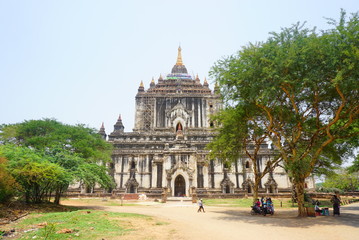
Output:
top-left (174, 175), bottom-right (186, 197)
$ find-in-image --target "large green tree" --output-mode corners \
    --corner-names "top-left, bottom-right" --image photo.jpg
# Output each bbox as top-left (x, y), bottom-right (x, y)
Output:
top-left (207, 106), bottom-right (281, 203)
top-left (210, 11), bottom-right (359, 216)
top-left (0, 119), bottom-right (114, 204)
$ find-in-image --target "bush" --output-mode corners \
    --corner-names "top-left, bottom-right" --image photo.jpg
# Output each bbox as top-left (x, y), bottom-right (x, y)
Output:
top-left (316, 186), bottom-right (344, 194)
top-left (0, 157), bottom-right (19, 203)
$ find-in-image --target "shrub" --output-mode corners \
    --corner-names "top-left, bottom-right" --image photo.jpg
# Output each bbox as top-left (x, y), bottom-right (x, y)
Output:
top-left (0, 157), bottom-right (19, 203)
top-left (316, 186), bottom-right (344, 194)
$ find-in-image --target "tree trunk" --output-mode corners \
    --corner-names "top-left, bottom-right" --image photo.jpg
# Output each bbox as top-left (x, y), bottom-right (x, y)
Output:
top-left (25, 191), bottom-right (30, 204)
top-left (54, 189), bottom-right (62, 205)
top-left (252, 177), bottom-right (260, 204)
top-left (295, 180), bottom-right (307, 217)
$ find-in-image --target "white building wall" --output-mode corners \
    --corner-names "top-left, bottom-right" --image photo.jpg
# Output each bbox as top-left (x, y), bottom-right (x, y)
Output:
top-left (203, 166), bottom-right (209, 188)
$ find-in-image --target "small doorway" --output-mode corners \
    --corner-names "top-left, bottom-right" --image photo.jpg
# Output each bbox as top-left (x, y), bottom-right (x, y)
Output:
top-left (225, 185), bottom-right (230, 193)
top-left (176, 123), bottom-right (183, 132)
top-left (174, 175), bottom-right (186, 197)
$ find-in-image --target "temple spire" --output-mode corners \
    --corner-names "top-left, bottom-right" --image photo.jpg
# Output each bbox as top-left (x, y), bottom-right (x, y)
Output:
top-left (203, 77), bottom-right (209, 87)
top-left (176, 46), bottom-right (183, 66)
top-left (171, 46), bottom-right (187, 74)
top-left (138, 81), bottom-right (145, 92)
top-left (150, 77), bottom-right (155, 88)
top-left (114, 114), bottom-right (125, 133)
top-left (214, 81), bottom-right (220, 93)
top-left (195, 74), bottom-right (200, 82)
top-left (98, 122), bottom-right (107, 140)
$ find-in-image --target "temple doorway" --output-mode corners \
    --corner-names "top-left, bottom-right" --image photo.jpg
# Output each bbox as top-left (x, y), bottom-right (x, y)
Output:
top-left (176, 122), bottom-right (183, 132)
top-left (174, 175), bottom-right (186, 197)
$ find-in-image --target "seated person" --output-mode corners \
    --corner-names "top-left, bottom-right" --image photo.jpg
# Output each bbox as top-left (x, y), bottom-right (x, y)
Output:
top-left (254, 199), bottom-right (261, 211)
top-left (314, 204), bottom-right (322, 213)
top-left (266, 197), bottom-right (274, 211)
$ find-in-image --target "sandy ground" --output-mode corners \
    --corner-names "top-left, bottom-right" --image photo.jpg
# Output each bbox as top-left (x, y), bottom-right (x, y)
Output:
top-left (60, 199), bottom-right (359, 240)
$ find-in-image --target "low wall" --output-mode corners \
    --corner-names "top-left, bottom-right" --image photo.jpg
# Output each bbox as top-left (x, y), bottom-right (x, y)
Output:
top-left (62, 190), bottom-right (359, 200)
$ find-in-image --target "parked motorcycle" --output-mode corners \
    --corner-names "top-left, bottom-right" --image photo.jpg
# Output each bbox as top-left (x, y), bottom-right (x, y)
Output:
top-left (250, 205), bottom-right (266, 216)
top-left (262, 204), bottom-right (274, 215)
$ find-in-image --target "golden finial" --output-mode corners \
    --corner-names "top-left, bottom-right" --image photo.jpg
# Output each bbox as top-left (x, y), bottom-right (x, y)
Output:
top-left (140, 81), bottom-right (144, 87)
top-left (176, 46), bottom-right (183, 66)
top-left (151, 77), bottom-right (155, 84)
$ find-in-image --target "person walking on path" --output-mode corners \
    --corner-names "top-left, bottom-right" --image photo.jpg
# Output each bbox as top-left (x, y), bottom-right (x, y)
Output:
top-left (197, 199), bottom-right (205, 213)
top-left (331, 195), bottom-right (342, 216)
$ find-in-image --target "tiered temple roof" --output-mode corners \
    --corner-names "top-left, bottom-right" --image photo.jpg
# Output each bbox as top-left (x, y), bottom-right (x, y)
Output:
top-left (138, 46), bottom-right (212, 95)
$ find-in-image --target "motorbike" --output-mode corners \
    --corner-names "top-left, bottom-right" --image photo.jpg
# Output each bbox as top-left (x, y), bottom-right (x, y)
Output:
top-left (262, 204), bottom-right (274, 215)
top-left (250, 205), bottom-right (266, 216)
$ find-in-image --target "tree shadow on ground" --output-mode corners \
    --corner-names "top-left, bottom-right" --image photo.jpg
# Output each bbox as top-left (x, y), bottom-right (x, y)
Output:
top-left (212, 203), bottom-right (359, 229)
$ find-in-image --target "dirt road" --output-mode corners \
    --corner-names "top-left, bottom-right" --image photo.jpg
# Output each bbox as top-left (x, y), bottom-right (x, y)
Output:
top-left (62, 200), bottom-right (359, 240)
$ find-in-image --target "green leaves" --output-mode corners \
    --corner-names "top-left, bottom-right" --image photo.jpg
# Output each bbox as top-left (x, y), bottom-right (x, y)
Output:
top-left (0, 119), bottom-right (114, 203)
top-left (210, 10), bottom-right (359, 216)
top-left (322, 169), bottom-right (359, 192)
top-left (1, 144), bottom-right (68, 203)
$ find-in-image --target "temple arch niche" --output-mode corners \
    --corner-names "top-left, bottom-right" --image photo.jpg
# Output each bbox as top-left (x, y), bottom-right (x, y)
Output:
top-left (242, 178), bottom-right (254, 194)
top-left (176, 122), bottom-right (183, 132)
top-left (174, 175), bottom-right (186, 197)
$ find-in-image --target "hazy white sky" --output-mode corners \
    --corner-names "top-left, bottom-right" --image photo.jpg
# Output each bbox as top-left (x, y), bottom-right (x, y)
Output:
top-left (1, 0), bottom-right (358, 134)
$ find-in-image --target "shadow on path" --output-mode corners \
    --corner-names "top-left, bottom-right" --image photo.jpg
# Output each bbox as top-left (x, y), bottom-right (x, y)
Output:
top-left (212, 202), bottom-right (359, 229)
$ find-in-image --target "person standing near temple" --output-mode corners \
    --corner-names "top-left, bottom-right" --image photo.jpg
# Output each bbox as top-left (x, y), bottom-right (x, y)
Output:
top-left (331, 195), bottom-right (342, 216)
top-left (197, 199), bottom-right (205, 213)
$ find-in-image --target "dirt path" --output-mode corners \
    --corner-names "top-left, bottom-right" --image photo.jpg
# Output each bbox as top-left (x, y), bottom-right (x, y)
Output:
top-left (62, 200), bottom-right (359, 240)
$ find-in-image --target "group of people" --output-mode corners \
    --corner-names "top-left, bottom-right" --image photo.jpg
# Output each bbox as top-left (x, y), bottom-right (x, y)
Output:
top-left (254, 197), bottom-right (274, 213)
top-left (314, 195), bottom-right (342, 216)
top-left (197, 194), bottom-right (343, 216)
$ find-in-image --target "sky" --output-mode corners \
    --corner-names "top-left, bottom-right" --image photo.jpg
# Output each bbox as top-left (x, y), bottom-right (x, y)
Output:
top-left (1, 0), bottom-right (358, 134)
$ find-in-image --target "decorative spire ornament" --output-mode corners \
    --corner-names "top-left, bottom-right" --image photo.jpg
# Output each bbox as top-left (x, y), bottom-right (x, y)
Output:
top-left (176, 46), bottom-right (183, 66)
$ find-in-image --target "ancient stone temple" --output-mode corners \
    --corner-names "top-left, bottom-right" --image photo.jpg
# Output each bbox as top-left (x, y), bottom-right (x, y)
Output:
top-left (100, 47), bottom-right (315, 197)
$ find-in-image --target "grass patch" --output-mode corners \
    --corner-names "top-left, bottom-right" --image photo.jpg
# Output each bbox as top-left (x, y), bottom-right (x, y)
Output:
top-left (203, 198), bottom-right (254, 207)
top-left (155, 221), bottom-right (169, 226)
top-left (17, 210), bottom-right (151, 240)
top-left (105, 202), bottom-right (139, 207)
top-left (70, 198), bottom-right (139, 207)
